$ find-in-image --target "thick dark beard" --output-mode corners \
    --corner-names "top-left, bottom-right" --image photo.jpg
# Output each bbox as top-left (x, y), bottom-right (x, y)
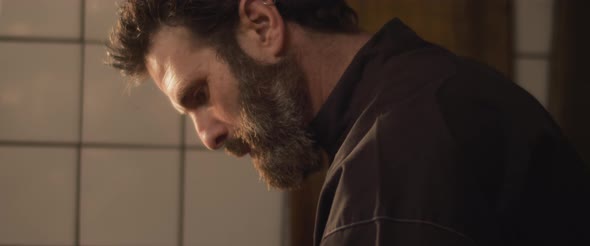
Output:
top-left (215, 38), bottom-right (324, 190)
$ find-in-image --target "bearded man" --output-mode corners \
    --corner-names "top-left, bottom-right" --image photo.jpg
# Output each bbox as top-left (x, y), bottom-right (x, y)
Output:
top-left (107, 0), bottom-right (590, 245)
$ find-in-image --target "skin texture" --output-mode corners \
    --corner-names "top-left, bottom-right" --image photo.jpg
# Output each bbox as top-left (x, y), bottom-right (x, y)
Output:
top-left (145, 0), bottom-right (371, 189)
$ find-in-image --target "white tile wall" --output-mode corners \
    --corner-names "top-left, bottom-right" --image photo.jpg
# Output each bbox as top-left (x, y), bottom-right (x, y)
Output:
top-left (516, 58), bottom-right (549, 106)
top-left (515, 0), bottom-right (554, 54)
top-left (85, 0), bottom-right (119, 41)
top-left (184, 151), bottom-right (283, 246)
top-left (514, 0), bottom-right (554, 108)
top-left (0, 0), bottom-right (80, 38)
top-left (0, 147), bottom-right (76, 245)
top-left (0, 1), bottom-right (287, 246)
top-left (83, 45), bottom-right (181, 145)
top-left (80, 148), bottom-right (180, 246)
top-left (0, 42), bottom-right (80, 142)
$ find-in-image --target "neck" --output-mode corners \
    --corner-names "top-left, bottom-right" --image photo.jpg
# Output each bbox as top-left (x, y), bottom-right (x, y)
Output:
top-left (290, 25), bottom-right (372, 122)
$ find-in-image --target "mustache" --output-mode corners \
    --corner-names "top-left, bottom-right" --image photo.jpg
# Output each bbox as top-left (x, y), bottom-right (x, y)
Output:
top-left (223, 136), bottom-right (251, 157)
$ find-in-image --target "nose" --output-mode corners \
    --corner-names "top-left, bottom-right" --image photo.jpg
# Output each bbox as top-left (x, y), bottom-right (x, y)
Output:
top-left (190, 110), bottom-right (228, 150)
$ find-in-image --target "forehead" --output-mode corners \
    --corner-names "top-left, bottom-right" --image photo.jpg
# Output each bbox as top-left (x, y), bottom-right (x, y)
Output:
top-left (145, 26), bottom-right (205, 91)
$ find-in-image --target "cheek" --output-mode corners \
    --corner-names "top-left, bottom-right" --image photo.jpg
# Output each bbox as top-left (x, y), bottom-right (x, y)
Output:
top-left (209, 65), bottom-right (242, 122)
top-left (236, 32), bottom-right (264, 62)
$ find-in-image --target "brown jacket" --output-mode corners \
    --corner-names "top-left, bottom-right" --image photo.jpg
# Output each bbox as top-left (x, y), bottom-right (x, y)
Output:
top-left (309, 19), bottom-right (590, 246)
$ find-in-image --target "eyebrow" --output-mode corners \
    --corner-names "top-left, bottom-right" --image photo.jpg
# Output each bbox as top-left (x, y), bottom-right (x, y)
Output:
top-left (171, 85), bottom-right (190, 115)
top-left (162, 66), bottom-right (188, 114)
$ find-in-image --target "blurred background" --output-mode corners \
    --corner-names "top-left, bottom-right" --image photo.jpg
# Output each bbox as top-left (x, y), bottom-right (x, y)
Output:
top-left (0, 0), bottom-right (587, 246)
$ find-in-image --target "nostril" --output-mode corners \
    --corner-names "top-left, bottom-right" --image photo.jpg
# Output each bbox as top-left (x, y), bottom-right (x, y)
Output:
top-left (214, 134), bottom-right (227, 148)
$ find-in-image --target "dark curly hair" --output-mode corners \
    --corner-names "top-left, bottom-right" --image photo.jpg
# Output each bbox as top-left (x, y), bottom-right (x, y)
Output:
top-left (106, 0), bottom-right (359, 83)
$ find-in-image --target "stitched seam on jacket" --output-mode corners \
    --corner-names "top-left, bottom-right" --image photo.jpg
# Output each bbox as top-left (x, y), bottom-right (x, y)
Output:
top-left (321, 216), bottom-right (476, 244)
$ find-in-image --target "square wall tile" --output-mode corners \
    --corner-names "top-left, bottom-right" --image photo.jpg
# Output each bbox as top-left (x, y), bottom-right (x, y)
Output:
top-left (0, 147), bottom-right (76, 245)
top-left (85, 0), bottom-right (119, 41)
top-left (0, 43), bottom-right (80, 142)
top-left (515, 58), bottom-right (549, 107)
top-left (0, 0), bottom-right (80, 38)
top-left (83, 45), bottom-right (181, 145)
top-left (515, 0), bottom-right (554, 54)
top-left (184, 151), bottom-right (283, 246)
top-left (80, 148), bottom-right (180, 246)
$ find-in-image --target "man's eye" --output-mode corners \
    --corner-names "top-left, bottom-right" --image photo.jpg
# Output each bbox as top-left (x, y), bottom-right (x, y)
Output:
top-left (181, 83), bottom-right (209, 109)
top-left (192, 85), bottom-right (209, 106)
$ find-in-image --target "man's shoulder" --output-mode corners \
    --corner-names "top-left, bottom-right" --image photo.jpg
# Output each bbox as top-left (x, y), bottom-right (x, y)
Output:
top-left (316, 102), bottom-right (469, 242)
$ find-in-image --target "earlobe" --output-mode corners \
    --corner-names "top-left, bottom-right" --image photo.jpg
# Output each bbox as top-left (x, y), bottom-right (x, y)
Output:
top-left (237, 0), bottom-right (286, 61)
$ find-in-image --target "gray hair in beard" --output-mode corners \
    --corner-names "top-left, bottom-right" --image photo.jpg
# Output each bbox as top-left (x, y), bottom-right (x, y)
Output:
top-left (214, 36), bottom-right (324, 190)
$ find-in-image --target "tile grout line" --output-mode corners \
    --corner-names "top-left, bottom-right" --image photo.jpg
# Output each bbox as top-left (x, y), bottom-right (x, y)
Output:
top-left (281, 191), bottom-right (291, 246)
top-left (75, 0), bottom-right (86, 245)
top-left (515, 52), bottom-right (551, 60)
top-left (0, 141), bottom-right (208, 150)
top-left (0, 244), bottom-right (48, 246)
top-left (543, 0), bottom-right (557, 107)
top-left (0, 36), bottom-right (104, 45)
top-left (508, 0), bottom-right (516, 79)
top-left (178, 116), bottom-right (187, 246)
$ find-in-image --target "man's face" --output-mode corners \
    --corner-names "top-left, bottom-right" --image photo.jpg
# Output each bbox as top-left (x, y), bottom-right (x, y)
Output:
top-left (146, 26), bottom-right (323, 189)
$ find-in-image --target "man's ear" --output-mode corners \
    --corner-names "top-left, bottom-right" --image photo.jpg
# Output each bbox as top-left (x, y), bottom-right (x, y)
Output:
top-left (237, 0), bottom-right (286, 62)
